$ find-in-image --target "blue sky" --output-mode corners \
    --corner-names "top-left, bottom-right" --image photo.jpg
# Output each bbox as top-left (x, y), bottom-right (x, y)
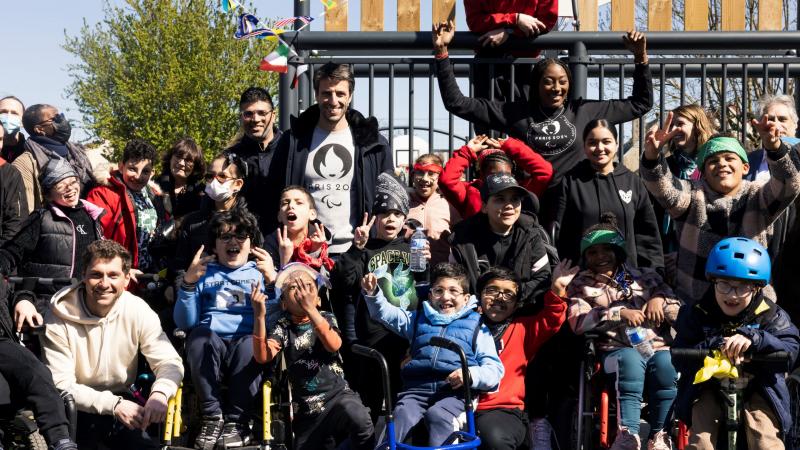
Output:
top-left (2, 0), bottom-right (472, 149)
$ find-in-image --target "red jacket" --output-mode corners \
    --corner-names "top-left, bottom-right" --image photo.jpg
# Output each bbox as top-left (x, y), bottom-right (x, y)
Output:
top-left (86, 171), bottom-right (166, 269)
top-left (465, 0), bottom-right (558, 57)
top-left (438, 137), bottom-right (553, 218)
top-left (477, 290), bottom-right (566, 411)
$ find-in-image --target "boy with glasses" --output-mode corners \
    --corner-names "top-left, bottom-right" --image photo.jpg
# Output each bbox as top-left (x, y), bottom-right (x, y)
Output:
top-left (174, 208), bottom-right (280, 449)
top-left (673, 237), bottom-right (799, 450)
top-left (472, 266), bottom-right (566, 450)
top-left (361, 262), bottom-right (503, 447)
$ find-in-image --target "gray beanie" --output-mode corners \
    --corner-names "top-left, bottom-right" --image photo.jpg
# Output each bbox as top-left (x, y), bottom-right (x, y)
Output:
top-left (373, 172), bottom-right (409, 216)
top-left (41, 158), bottom-right (79, 190)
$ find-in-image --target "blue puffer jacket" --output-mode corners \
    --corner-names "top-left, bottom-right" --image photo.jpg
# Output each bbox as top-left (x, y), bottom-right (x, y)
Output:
top-left (402, 305), bottom-right (481, 388)
top-left (673, 291), bottom-right (800, 442)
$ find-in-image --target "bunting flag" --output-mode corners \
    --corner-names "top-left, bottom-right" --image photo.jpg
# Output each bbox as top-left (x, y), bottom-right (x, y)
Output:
top-left (221, 0), bottom-right (238, 13)
top-left (291, 64), bottom-right (309, 88)
top-left (273, 16), bottom-right (314, 29)
top-left (321, 0), bottom-right (336, 9)
top-left (259, 43), bottom-right (290, 73)
top-left (235, 13), bottom-right (277, 39)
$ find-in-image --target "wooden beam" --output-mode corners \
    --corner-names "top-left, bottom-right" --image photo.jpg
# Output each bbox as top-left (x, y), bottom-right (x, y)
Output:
top-left (684, 0), bottom-right (709, 30)
top-left (578, 0), bottom-right (598, 31)
top-left (325, 0), bottom-right (348, 31)
top-left (611, 0), bottom-right (635, 31)
top-left (758, 0), bottom-right (782, 30)
top-left (433, 0), bottom-right (455, 25)
top-left (361, 0), bottom-right (384, 31)
top-left (721, 0), bottom-right (746, 30)
top-left (648, 0), bottom-right (673, 31)
top-left (397, 0), bottom-right (420, 31)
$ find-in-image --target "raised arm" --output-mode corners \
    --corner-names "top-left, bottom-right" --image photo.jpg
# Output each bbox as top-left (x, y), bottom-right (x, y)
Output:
top-left (640, 116), bottom-right (694, 218)
top-left (502, 137), bottom-right (553, 196)
top-left (751, 116), bottom-right (800, 226)
top-left (362, 273), bottom-right (413, 340)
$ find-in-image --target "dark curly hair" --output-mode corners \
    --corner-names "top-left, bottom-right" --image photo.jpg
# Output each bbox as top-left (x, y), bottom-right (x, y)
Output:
top-left (476, 266), bottom-right (520, 297)
top-left (122, 139), bottom-right (158, 164)
top-left (431, 262), bottom-right (470, 294)
top-left (206, 207), bottom-right (263, 250)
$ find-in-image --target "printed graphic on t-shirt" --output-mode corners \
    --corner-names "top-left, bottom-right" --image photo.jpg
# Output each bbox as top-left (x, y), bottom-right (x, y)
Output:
top-left (308, 143), bottom-right (354, 208)
top-left (370, 263), bottom-right (418, 311)
top-left (526, 116), bottom-right (576, 156)
top-left (215, 288), bottom-right (248, 309)
top-left (75, 224), bottom-right (87, 235)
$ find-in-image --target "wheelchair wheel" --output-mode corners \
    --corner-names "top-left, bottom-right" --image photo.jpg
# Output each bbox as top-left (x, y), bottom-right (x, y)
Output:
top-left (788, 368), bottom-right (800, 447)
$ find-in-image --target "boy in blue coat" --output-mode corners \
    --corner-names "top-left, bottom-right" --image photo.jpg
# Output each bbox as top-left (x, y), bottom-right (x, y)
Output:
top-left (673, 237), bottom-right (800, 450)
top-left (361, 262), bottom-right (503, 447)
top-left (174, 208), bottom-right (280, 450)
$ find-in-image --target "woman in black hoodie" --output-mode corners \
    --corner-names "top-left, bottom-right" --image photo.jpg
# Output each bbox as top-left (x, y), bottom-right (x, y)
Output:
top-left (554, 119), bottom-right (664, 271)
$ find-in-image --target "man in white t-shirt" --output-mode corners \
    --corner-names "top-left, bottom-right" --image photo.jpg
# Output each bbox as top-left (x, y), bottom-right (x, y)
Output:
top-left (270, 63), bottom-right (394, 254)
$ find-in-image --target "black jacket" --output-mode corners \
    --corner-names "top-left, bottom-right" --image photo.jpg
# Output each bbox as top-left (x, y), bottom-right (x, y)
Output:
top-left (267, 105), bottom-right (394, 239)
top-left (224, 128), bottom-right (282, 233)
top-left (156, 173), bottom-right (204, 220)
top-left (0, 163), bottom-right (28, 246)
top-left (554, 159), bottom-right (664, 270)
top-left (673, 292), bottom-right (800, 437)
top-left (435, 56), bottom-right (653, 184)
top-left (449, 212), bottom-right (551, 309)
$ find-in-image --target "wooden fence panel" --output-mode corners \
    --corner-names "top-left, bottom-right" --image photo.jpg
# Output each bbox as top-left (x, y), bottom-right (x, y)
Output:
top-left (721, 0), bottom-right (746, 30)
top-left (361, 0), bottom-right (384, 31)
top-left (611, 0), bottom-right (635, 31)
top-left (433, 0), bottom-right (456, 25)
top-left (758, 0), bottom-right (783, 30)
top-left (684, 0), bottom-right (709, 30)
top-left (648, 0), bottom-right (673, 31)
top-left (397, 0), bottom-right (420, 31)
top-left (325, 0), bottom-right (348, 31)
top-left (579, 0), bottom-right (598, 30)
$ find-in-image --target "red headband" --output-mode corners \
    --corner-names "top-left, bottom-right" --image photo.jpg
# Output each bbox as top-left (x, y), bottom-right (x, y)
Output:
top-left (413, 163), bottom-right (443, 174)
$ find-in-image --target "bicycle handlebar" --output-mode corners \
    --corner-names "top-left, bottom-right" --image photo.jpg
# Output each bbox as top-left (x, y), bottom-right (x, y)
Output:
top-left (6, 277), bottom-right (76, 287)
top-left (670, 348), bottom-right (790, 363)
top-left (351, 344), bottom-right (394, 417)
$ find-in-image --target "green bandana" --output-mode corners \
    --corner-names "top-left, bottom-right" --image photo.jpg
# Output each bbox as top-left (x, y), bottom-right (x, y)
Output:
top-left (580, 229), bottom-right (626, 255)
top-left (695, 137), bottom-right (748, 169)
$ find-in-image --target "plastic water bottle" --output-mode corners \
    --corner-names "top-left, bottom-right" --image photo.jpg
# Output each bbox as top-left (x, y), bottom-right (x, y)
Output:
top-left (410, 228), bottom-right (428, 272)
top-left (626, 326), bottom-right (655, 359)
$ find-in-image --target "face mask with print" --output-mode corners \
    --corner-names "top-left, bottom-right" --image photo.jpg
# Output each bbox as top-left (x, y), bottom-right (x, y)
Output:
top-left (0, 114), bottom-right (21, 136)
top-left (204, 178), bottom-right (235, 202)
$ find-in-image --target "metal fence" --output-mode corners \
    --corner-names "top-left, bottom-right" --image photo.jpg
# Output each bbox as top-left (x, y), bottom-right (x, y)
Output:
top-left (277, 31), bottom-right (800, 170)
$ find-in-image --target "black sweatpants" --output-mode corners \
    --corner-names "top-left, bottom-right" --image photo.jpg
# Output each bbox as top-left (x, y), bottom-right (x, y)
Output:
top-left (292, 390), bottom-right (375, 450)
top-left (0, 338), bottom-right (71, 445)
top-left (475, 408), bottom-right (529, 450)
top-left (75, 411), bottom-right (160, 450)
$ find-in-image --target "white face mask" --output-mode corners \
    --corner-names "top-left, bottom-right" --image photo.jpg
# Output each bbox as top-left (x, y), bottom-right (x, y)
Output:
top-left (205, 178), bottom-right (235, 202)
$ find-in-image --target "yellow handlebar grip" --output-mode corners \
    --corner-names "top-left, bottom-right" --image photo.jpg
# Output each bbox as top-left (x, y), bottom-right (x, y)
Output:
top-left (263, 381), bottom-right (272, 441)
top-left (163, 396), bottom-right (176, 442)
top-left (173, 385), bottom-right (183, 437)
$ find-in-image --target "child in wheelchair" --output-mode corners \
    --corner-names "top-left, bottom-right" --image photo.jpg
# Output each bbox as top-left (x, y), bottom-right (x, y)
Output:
top-left (251, 262), bottom-right (375, 450)
top-left (361, 262), bottom-right (504, 448)
top-left (672, 237), bottom-right (800, 450)
top-left (566, 213), bottom-right (681, 450)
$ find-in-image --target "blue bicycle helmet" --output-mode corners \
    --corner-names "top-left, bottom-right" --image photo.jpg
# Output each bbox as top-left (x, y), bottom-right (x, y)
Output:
top-left (705, 237), bottom-right (771, 285)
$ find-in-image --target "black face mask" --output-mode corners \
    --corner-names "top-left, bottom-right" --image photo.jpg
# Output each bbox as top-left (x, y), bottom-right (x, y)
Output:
top-left (50, 113), bottom-right (72, 144)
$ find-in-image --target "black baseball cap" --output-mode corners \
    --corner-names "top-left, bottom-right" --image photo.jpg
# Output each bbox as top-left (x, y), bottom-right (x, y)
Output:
top-left (480, 172), bottom-right (538, 211)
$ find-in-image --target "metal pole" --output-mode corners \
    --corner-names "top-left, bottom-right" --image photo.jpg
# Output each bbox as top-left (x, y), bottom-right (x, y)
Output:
top-left (295, 0), bottom-right (311, 112)
top-left (278, 72), bottom-right (294, 131)
top-left (569, 40), bottom-right (588, 101)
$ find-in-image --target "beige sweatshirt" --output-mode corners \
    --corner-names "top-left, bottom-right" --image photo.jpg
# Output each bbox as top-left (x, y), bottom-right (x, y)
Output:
top-left (40, 284), bottom-right (184, 415)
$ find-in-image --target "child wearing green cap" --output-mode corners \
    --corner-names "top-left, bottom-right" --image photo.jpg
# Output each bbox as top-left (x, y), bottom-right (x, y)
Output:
top-left (565, 213), bottom-right (681, 450)
top-left (641, 115), bottom-right (800, 304)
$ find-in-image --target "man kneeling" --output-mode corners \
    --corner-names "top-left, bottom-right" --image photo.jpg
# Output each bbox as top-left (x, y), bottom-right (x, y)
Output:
top-left (40, 240), bottom-right (184, 449)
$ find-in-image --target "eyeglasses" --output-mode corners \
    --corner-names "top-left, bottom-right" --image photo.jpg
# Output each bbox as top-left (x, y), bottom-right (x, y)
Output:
top-left (172, 154), bottom-right (195, 166)
top-left (53, 179), bottom-right (80, 194)
top-left (482, 286), bottom-right (518, 302)
top-left (714, 280), bottom-right (755, 296)
top-left (37, 112), bottom-right (64, 126)
top-left (430, 287), bottom-right (465, 298)
top-left (218, 233), bottom-right (250, 243)
top-left (204, 172), bottom-right (237, 183)
top-left (241, 110), bottom-right (273, 120)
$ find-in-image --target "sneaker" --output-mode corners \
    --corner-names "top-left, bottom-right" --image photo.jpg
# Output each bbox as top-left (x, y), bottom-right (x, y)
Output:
top-left (51, 439), bottom-right (78, 450)
top-left (647, 430), bottom-right (672, 450)
top-left (610, 427), bottom-right (641, 450)
top-left (529, 417), bottom-right (553, 450)
top-left (215, 421), bottom-right (251, 448)
top-left (194, 416), bottom-right (224, 450)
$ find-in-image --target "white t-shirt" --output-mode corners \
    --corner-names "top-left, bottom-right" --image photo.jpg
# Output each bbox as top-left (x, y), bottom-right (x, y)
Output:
top-left (305, 127), bottom-right (357, 253)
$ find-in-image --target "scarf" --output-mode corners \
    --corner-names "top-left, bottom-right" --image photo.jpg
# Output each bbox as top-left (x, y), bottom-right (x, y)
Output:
top-left (486, 319), bottom-right (512, 350)
top-left (30, 135), bottom-right (68, 158)
top-left (293, 238), bottom-right (335, 271)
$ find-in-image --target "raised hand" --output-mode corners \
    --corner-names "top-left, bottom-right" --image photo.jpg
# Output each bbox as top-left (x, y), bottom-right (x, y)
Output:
top-left (751, 114), bottom-right (783, 151)
top-left (184, 245), bottom-right (215, 284)
top-left (276, 225), bottom-right (294, 267)
top-left (309, 222), bottom-right (327, 253)
top-left (516, 13), bottom-right (547, 37)
top-left (478, 29), bottom-right (509, 48)
top-left (466, 135), bottom-right (489, 156)
top-left (293, 278), bottom-right (318, 314)
top-left (361, 273), bottom-right (378, 296)
top-left (623, 30), bottom-right (648, 64)
top-left (484, 137), bottom-right (505, 149)
top-left (251, 246), bottom-right (277, 284)
top-left (353, 213), bottom-right (376, 250)
top-left (432, 20), bottom-right (455, 53)
top-left (644, 111), bottom-right (681, 160)
top-left (551, 259), bottom-right (580, 297)
top-left (251, 280), bottom-right (268, 318)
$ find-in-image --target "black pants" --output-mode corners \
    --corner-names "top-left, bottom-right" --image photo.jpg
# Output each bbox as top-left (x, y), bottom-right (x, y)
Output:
top-left (475, 408), bottom-right (529, 450)
top-left (292, 390), bottom-right (375, 450)
top-left (0, 339), bottom-right (71, 445)
top-left (75, 411), bottom-right (160, 450)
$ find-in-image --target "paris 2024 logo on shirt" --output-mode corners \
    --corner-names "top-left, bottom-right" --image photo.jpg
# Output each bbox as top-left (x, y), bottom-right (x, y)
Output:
top-left (526, 116), bottom-right (576, 156)
top-left (310, 143), bottom-right (353, 208)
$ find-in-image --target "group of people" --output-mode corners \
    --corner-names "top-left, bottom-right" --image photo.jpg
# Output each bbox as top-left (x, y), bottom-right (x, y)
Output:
top-left (1, 6), bottom-right (800, 450)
